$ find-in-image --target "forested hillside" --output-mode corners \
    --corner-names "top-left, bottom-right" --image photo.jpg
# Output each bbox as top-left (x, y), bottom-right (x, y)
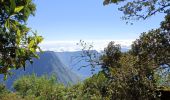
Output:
top-left (0, 51), bottom-right (80, 89)
top-left (0, 0), bottom-right (170, 100)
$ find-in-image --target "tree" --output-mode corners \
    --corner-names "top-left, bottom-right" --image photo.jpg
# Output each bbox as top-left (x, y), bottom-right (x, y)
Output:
top-left (0, 0), bottom-right (43, 77)
top-left (101, 44), bottom-right (157, 99)
top-left (131, 14), bottom-right (170, 68)
top-left (67, 43), bottom-right (155, 99)
top-left (103, 0), bottom-right (170, 21)
top-left (77, 14), bottom-right (170, 98)
top-left (78, 41), bottom-right (158, 99)
top-left (100, 41), bottom-right (121, 77)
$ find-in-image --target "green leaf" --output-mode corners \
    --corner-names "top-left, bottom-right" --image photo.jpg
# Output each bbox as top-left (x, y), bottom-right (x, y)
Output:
top-left (37, 36), bottom-right (43, 43)
top-left (14, 6), bottom-right (24, 13)
top-left (10, 0), bottom-right (16, 13)
top-left (5, 19), bottom-right (10, 29)
top-left (28, 39), bottom-right (35, 48)
top-left (5, 6), bottom-right (10, 14)
top-left (30, 48), bottom-right (35, 52)
top-left (16, 29), bottom-right (21, 45)
top-left (3, 74), bottom-right (7, 80)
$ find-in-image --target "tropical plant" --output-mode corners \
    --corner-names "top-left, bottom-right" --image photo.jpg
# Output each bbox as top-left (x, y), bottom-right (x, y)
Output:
top-left (0, 0), bottom-right (43, 78)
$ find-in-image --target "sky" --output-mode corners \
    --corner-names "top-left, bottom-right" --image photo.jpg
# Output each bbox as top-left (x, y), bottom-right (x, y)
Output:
top-left (27, 0), bottom-right (165, 52)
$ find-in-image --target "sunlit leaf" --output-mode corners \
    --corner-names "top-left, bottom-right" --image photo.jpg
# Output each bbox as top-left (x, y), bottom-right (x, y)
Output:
top-left (14, 6), bottom-right (24, 13)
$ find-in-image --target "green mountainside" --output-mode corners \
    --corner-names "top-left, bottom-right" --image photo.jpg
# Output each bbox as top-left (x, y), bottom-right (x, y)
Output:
top-left (0, 51), bottom-right (80, 89)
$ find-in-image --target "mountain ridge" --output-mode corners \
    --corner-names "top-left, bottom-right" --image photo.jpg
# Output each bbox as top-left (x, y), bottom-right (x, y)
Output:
top-left (0, 51), bottom-right (80, 89)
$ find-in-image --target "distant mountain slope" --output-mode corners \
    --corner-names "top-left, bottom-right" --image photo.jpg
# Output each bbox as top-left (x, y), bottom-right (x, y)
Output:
top-left (0, 51), bottom-right (80, 89)
top-left (56, 51), bottom-right (101, 79)
top-left (56, 48), bottom-right (130, 79)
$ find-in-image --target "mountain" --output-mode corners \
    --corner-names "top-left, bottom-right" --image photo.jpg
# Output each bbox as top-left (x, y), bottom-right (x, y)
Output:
top-left (56, 50), bottom-right (101, 79)
top-left (0, 51), bottom-right (80, 89)
top-left (56, 48), bottom-right (130, 79)
top-left (0, 47), bottom-right (130, 89)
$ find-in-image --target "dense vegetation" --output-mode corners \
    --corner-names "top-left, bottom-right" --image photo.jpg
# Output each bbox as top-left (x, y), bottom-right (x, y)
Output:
top-left (0, 0), bottom-right (43, 78)
top-left (0, 14), bottom-right (169, 99)
top-left (0, 0), bottom-right (170, 100)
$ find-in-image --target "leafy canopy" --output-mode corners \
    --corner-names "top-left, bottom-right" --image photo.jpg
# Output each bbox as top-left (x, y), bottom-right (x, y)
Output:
top-left (0, 0), bottom-right (43, 77)
top-left (131, 14), bottom-right (170, 68)
top-left (76, 13), bottom-right (170, 99)
top-left (103, 0), bottom-right (170, 20)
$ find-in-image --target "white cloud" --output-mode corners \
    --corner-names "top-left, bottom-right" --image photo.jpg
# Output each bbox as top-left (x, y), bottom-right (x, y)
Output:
top-left (39, 39), bottom-right (134, 52)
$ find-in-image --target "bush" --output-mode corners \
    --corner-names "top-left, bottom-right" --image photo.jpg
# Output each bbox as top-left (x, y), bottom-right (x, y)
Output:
top-left (13, 74), bottom-right (67, 100)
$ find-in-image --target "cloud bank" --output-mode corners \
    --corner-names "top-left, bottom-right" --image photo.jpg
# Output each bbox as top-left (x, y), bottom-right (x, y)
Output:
top-left (39, 40), bottom-right (134, 52)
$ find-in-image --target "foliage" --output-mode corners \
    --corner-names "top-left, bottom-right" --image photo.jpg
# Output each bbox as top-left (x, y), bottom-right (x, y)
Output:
top-left (0, 0), bottom-right (43, 77)
top-left (80, 72), bottom-right (111, 100)
top-left (65, 82), bottom-right (83, 99)
top-left (0, 93), bottom-right (23, 100)
top-left (101, 49), bottom-right (157, 99)
top-left (73, 14), bottom-right (170, 100)
top-left (77, 42), bottom-right (158, 99)
top-left (132, 29), bottom-right (169, 66)
top-left (131, 14), bottom-right (170, 68)
top-left (0, 83), bottom-right (22, 100)
top-left (130, 28), bottom-right (170, 90)
top-left (0, 1), bottom-right (169, 99)
top-left (13, 74), bottom-right (67, 100)
top-left (100, 41), bottom-right (121, 77)
top-left (0, 83), bottom-right (8, 94)
top-left (103, 0), bottom-right (170, 21)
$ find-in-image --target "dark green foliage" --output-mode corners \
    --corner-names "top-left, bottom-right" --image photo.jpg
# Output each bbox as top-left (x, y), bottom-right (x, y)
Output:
top-left (94, 13), bottom-right (170, 99)
top-left (0, 83), bottom-right (8, 94)
top-left (0, 84), bottom-right (22, 100)
top-left (0, 1), bottom-right (169, 99)
top-left (80, 72), bottom-right (111, 100)
top-left (101, 41), bottom-right (121, 68)
top-left (131, 14), bottom-right (170, 67)
top-left (100, 41), bottom-right (122, 79)
top-left (103, 0), bottom-right (170, 21)
top-left (101, 52), bottom-right (156, 99)
top-left (76, 42), bottom-right (158, 99)
top-left (72, 13), bottom-right (170, 100)
top-left (0, 0), bottom-right (43, 77)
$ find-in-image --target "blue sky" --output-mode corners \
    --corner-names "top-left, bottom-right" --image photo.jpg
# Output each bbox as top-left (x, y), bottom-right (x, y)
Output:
top-left (27, 0), bottom-right (165, 51)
